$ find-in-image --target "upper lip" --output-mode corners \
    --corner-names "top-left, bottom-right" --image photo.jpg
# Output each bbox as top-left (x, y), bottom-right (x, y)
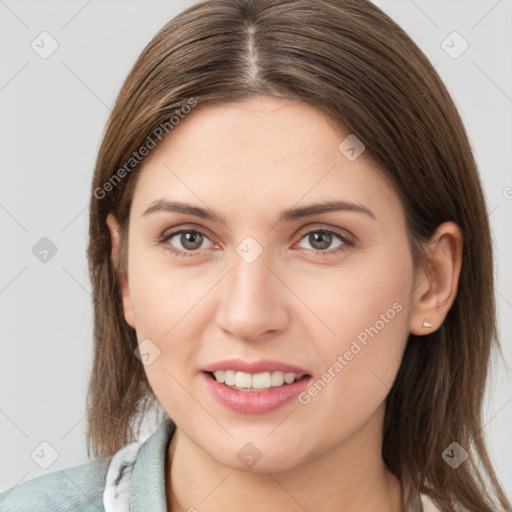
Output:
top-left (202, 358), bottom-right (310, 375)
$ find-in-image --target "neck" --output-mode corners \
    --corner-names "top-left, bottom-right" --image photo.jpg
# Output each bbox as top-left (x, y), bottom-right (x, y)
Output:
top-left (165, 407), bottom-right (403, 512)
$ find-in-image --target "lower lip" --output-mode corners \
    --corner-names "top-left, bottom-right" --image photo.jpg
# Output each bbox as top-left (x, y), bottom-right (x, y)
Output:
top-left (202, 372), bottom-right (312, 414)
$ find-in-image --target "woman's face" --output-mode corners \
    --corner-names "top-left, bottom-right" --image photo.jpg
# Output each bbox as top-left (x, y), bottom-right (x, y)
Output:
top-left (114, 97), bottom-right (417, 472)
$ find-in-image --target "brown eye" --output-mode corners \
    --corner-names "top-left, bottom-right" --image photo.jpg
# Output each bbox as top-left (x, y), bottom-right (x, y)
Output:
top-left (178, 231), bottom-right (204, 251)
top-left (160, 228), bottom-right (214, 256)
top-left (308, 231), bottom-right (333, 250)
top-left (296, 229), bottom-right (354, 255)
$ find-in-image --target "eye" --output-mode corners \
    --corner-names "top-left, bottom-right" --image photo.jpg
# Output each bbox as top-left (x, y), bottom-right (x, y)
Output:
top-left (159, 228), bottom-right (215, 257)
top-left (295, 228), bottom-right (354, 255)
top-left (158, 226), bottom-right (355, 258)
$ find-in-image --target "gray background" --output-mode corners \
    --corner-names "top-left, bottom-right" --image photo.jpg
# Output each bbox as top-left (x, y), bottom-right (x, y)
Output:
top-left (1, 0), bottom-right (511, 497)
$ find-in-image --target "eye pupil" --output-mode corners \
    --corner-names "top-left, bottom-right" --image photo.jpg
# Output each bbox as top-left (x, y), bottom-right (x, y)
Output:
top-left (309, 231), bottom-right (332, 250)
top-left (181, 231), bottom-right (203, 250)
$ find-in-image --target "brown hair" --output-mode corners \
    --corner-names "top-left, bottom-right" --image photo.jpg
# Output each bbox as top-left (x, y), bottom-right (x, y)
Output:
top-left (86, 0), bottom-right (510, 510)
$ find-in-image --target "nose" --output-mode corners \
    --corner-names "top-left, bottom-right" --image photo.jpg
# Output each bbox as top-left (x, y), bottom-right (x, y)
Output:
top-left (215, 251), bottom-right (289, 342)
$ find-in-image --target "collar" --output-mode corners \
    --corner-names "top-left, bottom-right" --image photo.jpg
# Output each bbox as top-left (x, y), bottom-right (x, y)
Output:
top-left (103, 418), bottom-right (176, 512)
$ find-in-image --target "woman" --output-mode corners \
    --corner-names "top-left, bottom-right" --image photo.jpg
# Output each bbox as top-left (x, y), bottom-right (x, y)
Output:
top-left (1, 0), bottom-right (509, 511)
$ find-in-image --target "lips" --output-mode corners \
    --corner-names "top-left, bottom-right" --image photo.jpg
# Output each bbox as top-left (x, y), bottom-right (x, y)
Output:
top-left (202, 371), bottom-right (312, 414)
top-left (202, 358), bottom-right (310, 375)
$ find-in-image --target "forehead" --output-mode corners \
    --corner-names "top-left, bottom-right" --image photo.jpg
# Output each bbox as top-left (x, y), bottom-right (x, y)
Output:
top-left (130, 97), bottom-right (405, 226)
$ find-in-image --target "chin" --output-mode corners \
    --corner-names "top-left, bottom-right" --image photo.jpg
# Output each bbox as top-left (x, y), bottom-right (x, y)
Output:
top-left (205, 439), bottom-right (311, 475)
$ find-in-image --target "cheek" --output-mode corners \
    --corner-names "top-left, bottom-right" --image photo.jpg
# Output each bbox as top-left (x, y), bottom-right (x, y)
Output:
top-left (126, 249), bottom-right (218, 393)
top-left (292, 237), bottom-right (412, 344)
top-left (295, 244), bottom-right (413, 422)
top-left (126, 258), bottom-right (206, 419)
top-left (127, 244), bottom-right (208, 337)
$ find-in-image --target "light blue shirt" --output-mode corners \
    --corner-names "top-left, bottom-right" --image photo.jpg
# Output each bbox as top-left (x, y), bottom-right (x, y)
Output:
top-left (0, 419), bottom-right (176, 511)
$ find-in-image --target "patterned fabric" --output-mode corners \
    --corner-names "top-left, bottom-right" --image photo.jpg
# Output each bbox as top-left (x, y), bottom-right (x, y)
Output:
top-left (103, 439), bottom-right (145, 512)
top-left (0, 420), bottom-right (173, 512)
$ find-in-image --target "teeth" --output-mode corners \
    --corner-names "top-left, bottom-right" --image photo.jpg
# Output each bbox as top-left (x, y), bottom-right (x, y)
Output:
top-left (212, 370), bottom-right (305, 390)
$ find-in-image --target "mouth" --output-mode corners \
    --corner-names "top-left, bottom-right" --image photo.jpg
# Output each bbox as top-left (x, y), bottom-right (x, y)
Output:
top-left (202, 369), bottom-right (313, 414)
top-left (203, 370), bottom-right (310, 392)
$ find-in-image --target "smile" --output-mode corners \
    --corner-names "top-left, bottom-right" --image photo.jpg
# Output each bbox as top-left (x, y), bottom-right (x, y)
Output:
top-left (210, 370), bottom-right (305, 391)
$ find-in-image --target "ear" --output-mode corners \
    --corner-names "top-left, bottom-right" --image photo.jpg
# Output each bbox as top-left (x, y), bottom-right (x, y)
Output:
top-left (106, 213), bottom-right (135, 328)
top-left (409, 221), bottom-right (463, 335)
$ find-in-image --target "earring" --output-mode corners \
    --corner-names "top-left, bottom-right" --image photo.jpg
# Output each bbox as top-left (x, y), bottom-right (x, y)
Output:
top-left (422, 319), bottom-right (432, 329)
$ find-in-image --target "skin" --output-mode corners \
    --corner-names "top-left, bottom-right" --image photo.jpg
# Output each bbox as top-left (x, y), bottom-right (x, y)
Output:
top-left (107, 96), bottom-right (463, 512)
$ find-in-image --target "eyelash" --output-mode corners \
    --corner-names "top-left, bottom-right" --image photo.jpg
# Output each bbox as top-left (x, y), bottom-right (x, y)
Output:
top-left (158, 226), bottom-right (355, 258)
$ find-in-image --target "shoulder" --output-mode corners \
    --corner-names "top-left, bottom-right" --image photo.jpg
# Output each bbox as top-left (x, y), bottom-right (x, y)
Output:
top-left (0, 457), bottom-right (110, 512)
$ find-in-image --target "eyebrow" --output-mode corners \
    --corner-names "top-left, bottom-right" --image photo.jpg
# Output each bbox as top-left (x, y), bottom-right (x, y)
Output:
top-left (142, 199), bottom-right (377, 223)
